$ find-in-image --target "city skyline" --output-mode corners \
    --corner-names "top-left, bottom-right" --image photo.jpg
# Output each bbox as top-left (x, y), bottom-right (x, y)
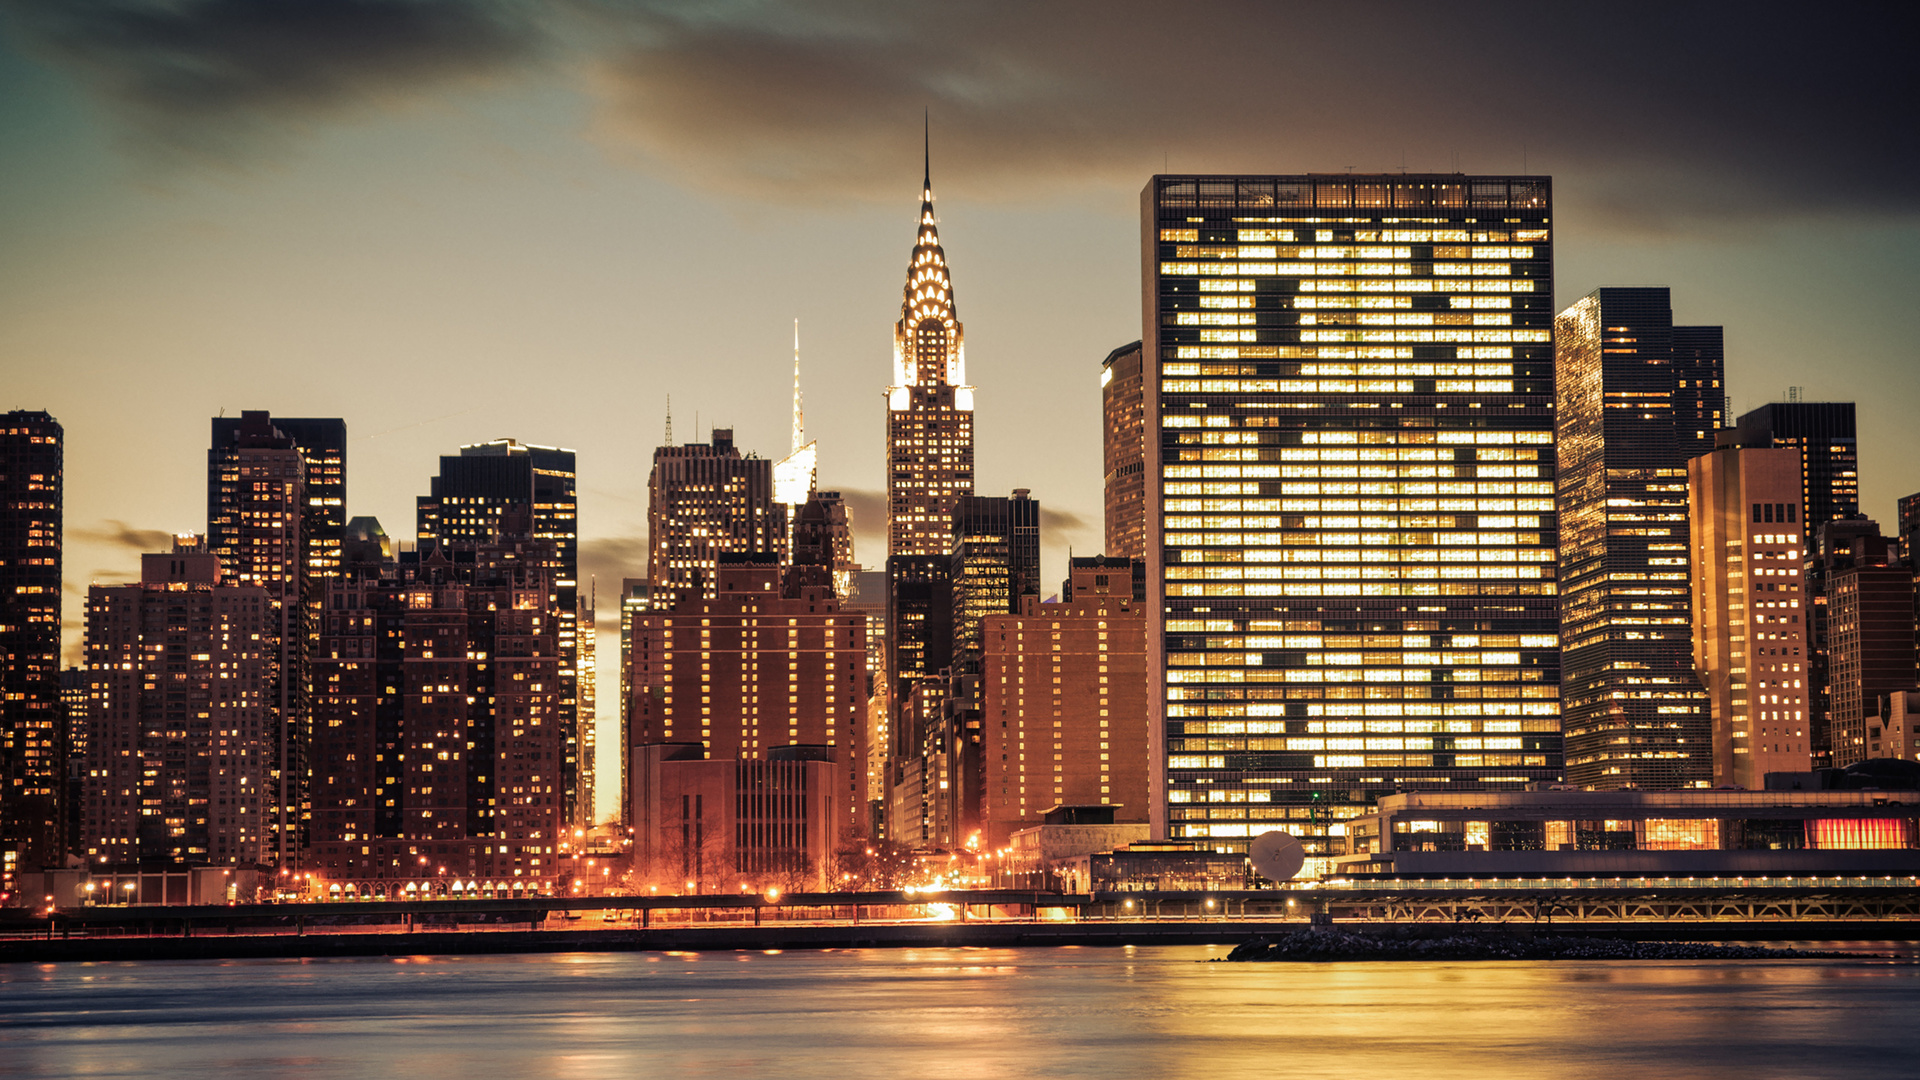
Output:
top-left (3, 4), bottom-right (1918, 833)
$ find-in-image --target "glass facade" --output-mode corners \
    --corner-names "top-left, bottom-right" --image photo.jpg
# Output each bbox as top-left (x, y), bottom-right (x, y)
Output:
top-left (1555, 288), bottom-right (1719, 789)
top-left (1142, 175), bottom-right (1561, 872)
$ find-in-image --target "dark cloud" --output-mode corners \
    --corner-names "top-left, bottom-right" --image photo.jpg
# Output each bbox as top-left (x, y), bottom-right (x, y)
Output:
top-left (577, 534), bottom-right (648, 599)
top-left (4, 0), bottom-right (541, 156)
top-left (1039, 505), bottom-right (1087, 536)
top-left (837, 487), bottom-right (887, 549)
top-left (69, 519), bottom-right (174, 553)
top-left (586, 0), bottom-right (1918, 228)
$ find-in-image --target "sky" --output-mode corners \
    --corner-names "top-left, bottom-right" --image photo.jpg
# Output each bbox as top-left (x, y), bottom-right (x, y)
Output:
top-left (3, 1), bottom-right (1916, 823)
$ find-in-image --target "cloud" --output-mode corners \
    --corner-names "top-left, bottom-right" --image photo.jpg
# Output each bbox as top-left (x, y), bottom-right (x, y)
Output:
top-left (69, 519), bottom-right (174, 553)
top-left (577, 534), bottom-right (648, 598)
top-left (837, 487), bottom-right (888, 550)
top-left (3, 0), bottom-right (542, 157)
top-left (1039, 505), bottom-right (1088, 536)
top-left (583, 0), bottom-right (1919, 229)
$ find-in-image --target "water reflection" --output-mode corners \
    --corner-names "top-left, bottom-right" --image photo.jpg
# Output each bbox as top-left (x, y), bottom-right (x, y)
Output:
top-left (1, 947), bottom-right (1915, 1079)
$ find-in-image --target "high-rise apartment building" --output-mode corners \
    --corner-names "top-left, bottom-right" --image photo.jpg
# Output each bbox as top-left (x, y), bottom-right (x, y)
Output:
top-left (1554, 288), bottom-right (1719, 788)
top-left (886, 160), bottom-right (975, 560)
top-left (417, 439), bottom-right (582, 834)
top-left (207, 412), bottom-right (308, 865)
top-left (578, 583), bottom-right (596, 827)
top-left (627, 558), bottom-right (869, 833)
top-left (83, 538), bottom-right (273, 867)
top-left (0, 411), bottom-right (63, 870)
top-left (210, 414), bottom-right (347, 584)
top-left (646, 428), bottom-right (784, 611)
top-left (308, 536), bottom-right (567, 892)
top-left (950, 492), bottom-right (1042, 657)
top-left (1825, 532), bottom-right (1916, 767)
top-left (1688, 446), bottom-right (1813, 788)
top-left (1103, 342), bottom-right (1148, 560)
top-left (980, 558), bottom-right (1149, 847)
top-left (1727, 403), bottom-right (1859, 540)
top-left (1142, 175), bottom-right (1562, 867)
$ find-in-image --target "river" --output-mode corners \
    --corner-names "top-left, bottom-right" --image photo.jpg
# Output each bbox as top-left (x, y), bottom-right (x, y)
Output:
top-left (4, 944), bottom-right (1917, 1078)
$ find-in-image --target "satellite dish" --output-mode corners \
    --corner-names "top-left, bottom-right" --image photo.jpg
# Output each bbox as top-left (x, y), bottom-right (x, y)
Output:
top-left (1248, 830), bottom-right (1306, 882)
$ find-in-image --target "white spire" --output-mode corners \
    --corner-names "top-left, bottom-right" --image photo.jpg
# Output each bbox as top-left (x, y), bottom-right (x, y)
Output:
top-left (791, 318), bottom-right (804, 454)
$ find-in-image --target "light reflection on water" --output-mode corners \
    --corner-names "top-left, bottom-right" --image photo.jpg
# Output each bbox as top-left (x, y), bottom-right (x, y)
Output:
top-left (3, 944), bottom-right (1917, 1079)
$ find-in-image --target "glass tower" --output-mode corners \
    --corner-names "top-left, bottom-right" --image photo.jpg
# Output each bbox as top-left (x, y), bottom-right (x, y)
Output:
top-left (1555, 288), bottom-right (1720, 789)
top-left (1142, 175), bottom-right (1561, 872)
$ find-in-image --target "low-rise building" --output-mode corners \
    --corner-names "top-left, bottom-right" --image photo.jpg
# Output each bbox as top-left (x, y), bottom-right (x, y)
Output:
top-left (1339, 785), bottom-right (1920, 878)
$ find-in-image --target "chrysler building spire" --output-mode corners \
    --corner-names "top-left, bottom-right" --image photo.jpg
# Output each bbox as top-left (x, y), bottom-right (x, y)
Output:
top-left (885, 135), bottom-right (975, 559)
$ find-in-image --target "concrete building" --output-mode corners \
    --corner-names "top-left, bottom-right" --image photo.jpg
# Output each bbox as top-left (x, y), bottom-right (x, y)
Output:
top-left (627, 558), bottom-right (867, 833)
top-left (1102, 341), bottom-right (1147, 560)
top-left (206, 412), bottom-right (310, 865)
top-left (629, 742), bottom-right (841, 892)
top-left (1553, 288), bottom-right (1718, 789)
top-left (1826, 535), bottom-right (1916, 766)
top-left (646, 429), bottom-right (784, 612)
top-left (82, 538), bottom-right (274, 869)
top-left (1142, 175), bottom-right (1562, 871)
top-left (1341, 787), bottom-right (1920, 878)
top-left (307, 537), bottom-right (568, 894)
top-left (1877, 690), bottom-right (1920, 761)
top-left (1688, 445), bottom-right (1813, 787)
top-left (1, 410), bottom-right (64, 875)
top-left (979, 558), bottom-right (1149, 848)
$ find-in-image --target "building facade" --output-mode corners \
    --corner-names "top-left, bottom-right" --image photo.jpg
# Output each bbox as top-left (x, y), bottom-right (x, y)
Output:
top-left (980, 558), bottom-right (1149, 848)
top-left (1142, 174), bottom-right (1562, 871)
top-left (0, 411), bottom-right (64, 872)
top-left (646, 429), bottom-right (784, 611)
top-left (307, 538), bottom-right (567, 893)
top-left (1102, 341), bottom-right (1148, 560)
top-left (629, 743), bottom-right (841, 892)
top-left (628, 560), bottom-right (868, 834)
top-left (1727, 403), bottom-right (1859, 540)
top-left (1554, 288), bottom-right (1719, 788)
top-left (1688, 445), bottom-right (1814, 788)
top-left (206, 412), bottom-right (309, 865)
top-left (1826, 537), bottom-right (1916, 767)
top-left (416, 439), bottom-right (582, 830)
top-left (82, 539), bottom-right (274, 868)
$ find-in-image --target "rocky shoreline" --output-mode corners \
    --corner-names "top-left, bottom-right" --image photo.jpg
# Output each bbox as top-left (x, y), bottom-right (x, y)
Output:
top-left (1222, 930), bottom-right (1865, 962)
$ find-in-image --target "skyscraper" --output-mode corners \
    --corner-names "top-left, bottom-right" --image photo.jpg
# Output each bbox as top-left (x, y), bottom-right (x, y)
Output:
top-left (980, 557), bottom-right (1149, 847)
top-left (83, 538), bottom-right (273, 868)
top-left (886, 153), bottom-right (974, 559)
top-left (207, 412), bottom-right (308, 866)
top-left (1726, 403), bottom-right (1859, 541)
top-left (626, 558), bottom-right (868, 835)
top-left (1688, 445), bottom-right (1813, 787)
top-left (1554, 288), bottom-right (1719, 788)
top-left (1142, 175), bottom-right (1561, 868)
top-left (1823, 530), bottom-right (1915, 767)
top-left (417, 439), bottom-right (582, 830)
top-left (616, 577), bottom-right (650, 828)
top-left (1102, 341), bottom-right (1147, 560)
top-left (646, 428), bottom-right (784, 611)
top-left (950, 492), bottom-right (1042, 658)
top-left (308, 535), bottom-right (567, 892)
top-left (209, 413), bottom-right (347, 585)
top-left (774, 321), bottom-right (819, 515)
top-left (1, 411), bottom-right (63, 871)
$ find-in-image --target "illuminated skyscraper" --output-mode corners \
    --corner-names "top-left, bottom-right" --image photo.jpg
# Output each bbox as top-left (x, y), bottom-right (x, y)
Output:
top-left (210, 413), bottom-right (347, 585)
top-left (1, 410), bottom-right (63, 871)
top-left (1102, 341), bottom-right (1147, 560)
top-left (886, 155), bottom-right (975, 558)
top-left (1143, 175), bottom-right (1561, 870)
top-left (1555, 288), bottom-right (1719, 788)
top-left (417, 439), bottom-right (581, 830)
top-left (616, 577), bottom-right (649, 828)
top-left (84, 538), bottom-right (273, 868)
top-left (774, 320), bottom-right (819, 515)
top-left (207, 412), bottom-right (308, 866)
top-left (646, 428), bottom-right (784, 611)
top-left (1688, 446), bottom-right (1813, 786)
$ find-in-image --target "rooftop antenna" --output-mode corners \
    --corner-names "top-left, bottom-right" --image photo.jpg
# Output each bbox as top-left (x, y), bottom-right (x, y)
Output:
top-left (665, 395), bottom-right (673, 447)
